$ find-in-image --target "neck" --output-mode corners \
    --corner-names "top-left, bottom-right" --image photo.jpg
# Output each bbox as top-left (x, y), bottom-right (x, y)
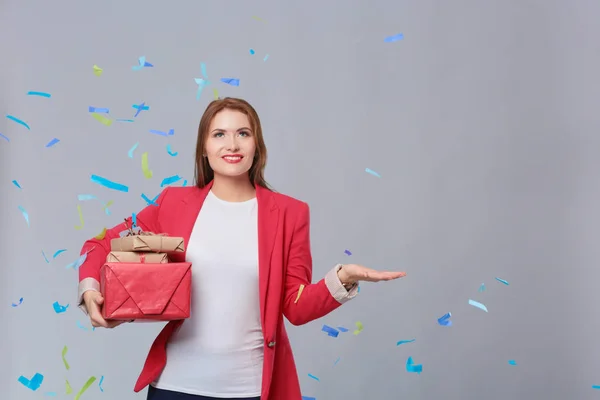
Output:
top-left (210, 174), bottom-right (256, 202)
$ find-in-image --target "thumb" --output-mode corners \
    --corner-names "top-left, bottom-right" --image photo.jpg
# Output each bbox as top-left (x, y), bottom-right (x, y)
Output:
top-left (94, 295), bottom-right (104, 305)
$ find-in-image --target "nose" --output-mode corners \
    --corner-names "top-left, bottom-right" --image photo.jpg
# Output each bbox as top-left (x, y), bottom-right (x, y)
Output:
top-left (226, 134), bottom-right (240, 151)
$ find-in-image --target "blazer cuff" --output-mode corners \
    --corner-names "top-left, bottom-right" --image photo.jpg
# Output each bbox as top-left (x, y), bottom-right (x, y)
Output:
top-left (78, 277), bottom-right (100, 315)
top-left (324, 264), bottom-right (359, 304)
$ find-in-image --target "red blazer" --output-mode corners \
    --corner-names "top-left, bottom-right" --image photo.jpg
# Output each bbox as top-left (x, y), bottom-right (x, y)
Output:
top-left (77, 182), bottom-right (357, 400)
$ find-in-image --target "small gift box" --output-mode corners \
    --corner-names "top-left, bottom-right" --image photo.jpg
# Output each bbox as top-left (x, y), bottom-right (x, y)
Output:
top-left (106, 251), bottom-right (168, 264)
top-left (109, 220), bottom-right (185, 253)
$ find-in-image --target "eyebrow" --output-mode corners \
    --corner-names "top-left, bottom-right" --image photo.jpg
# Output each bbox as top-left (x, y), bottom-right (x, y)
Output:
top-left (210, 127), bottom-right (252, 133)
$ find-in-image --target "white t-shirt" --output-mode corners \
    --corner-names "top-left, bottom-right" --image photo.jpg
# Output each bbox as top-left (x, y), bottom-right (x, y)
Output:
top-left (153, 190), bottom-right (264, 397)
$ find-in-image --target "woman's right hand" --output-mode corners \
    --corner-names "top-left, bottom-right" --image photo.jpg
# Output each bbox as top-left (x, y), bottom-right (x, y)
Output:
top-left (83, 291), bottom-right (126, 329)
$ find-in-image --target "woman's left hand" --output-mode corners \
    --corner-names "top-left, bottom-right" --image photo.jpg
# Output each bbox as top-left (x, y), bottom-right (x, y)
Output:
top-left (337, 264), bottom-right (406, 284)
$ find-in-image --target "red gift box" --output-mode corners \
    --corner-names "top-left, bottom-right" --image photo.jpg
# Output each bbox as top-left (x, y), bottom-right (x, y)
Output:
top-left (100, 262), bottom-right (191, 321)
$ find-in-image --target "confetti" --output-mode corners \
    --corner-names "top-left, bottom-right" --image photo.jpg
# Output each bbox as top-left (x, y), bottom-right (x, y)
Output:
top-left (195, 63), bottom-right (210, 100)
top-left (365, 168), bottom-right (381, 178)
top-left (41, 251), bottom-right (50, 263)
top-left (18, 205), bottom-right (29, 227)
top-left (321, 325), bottom-right (339, 337)
top-left (142, 193), bottom-right (159, 206)
top-left (74, 205), bottom-right (84, 230)
top-left (27, 91), bottom-right (51, 98)
top-left (88, 106), bottom-right (109, 113)
top-left (396, 339), bottom-right (415, 346)
top-left (65, 248), bottom-right (94, 269)
top-left (495, 277), bottom-right (509, 285)
top-left (353, 321), bottom-right (364, 335)
top-left (103, 200), bottom-right (114, 215)
top-left (478, 283), bottom-right (485, 292)
top-left (132, 212), bottom-right (137, 227)
top-left (132, 56), bottom-right (153, 70)
top-left (149, 128), bottom-right (174, 136)
top-left (52, 301), bottom-right (69, 314)
top-left (52, 249), bottom-right (67, 258)
top-left (116, 118), bottom-right (134, 122)
top-left (337, 326), bottom-right (349, 332)
top-left (6, 114), bottom-right (30, 130)
top-left (295, 284), bottom-right (305, 303)
top-left (45, 138), bottom-right (60, 148)
top-left (11, 297), bottom-right (23, 307)
top-left (344, 249), bottom-right (352, 256)
top-left (18, 373), bottom-right (44, 391)
top-left (61, 346), bottom-right (70, 370)
top-left (65, 380), bottom-right (73, 394)
top-left (98, 376), bottom-right (104, 392)
top-left (384, 33), bottom-right (404, 42)
top-left (74, 376), bottom-right (96, 400)
top-left (132, 102), bottom-right (149, 117)
top-left (95, 227), bottom-right (107, 240)
top-left (593, 385), bottom-right (600, 390)
top-left (263, 54), bottom-right (269, 62)
top-left (307, 374), bottom-right (320, 381)
top-left (468, 299), bottom-right (488, 312)
top-left (333, 357), bottom-right (340, 366)
top-left (508, 360), bottom-right (517, 366)
top-left (90, 174), bottom-right (129, 192)
top-left (128, 142), bottom-right (139, 158)
top-left (91, 113), bottom-right (112, 126)
top-left (0, 132), bottom-right (9, 142)
top-left (220, 78), bottom-right (240, 86)
top-left (141, 152), bottom-right (153, 179)
top-left (92, 65), bottom-right (103, 76)
top-left (406, 356), bottom-right (422, 373)
top-left (249, 48), bottom-right (256, 55)
top-left (160, 174), bottom-right (182, 187)
top-left (166, 144), bottom-right (178, 156)
top-left (213, 88), bottom-right (219, 99)
top-left (437, 312), bottom-right (452, 326)
top-left (12, 180), bottom-right (21, 188)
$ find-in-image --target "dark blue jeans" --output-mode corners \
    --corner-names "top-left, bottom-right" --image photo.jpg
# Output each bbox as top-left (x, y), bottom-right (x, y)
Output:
top-left (147, 385), bottom-right (260, 400)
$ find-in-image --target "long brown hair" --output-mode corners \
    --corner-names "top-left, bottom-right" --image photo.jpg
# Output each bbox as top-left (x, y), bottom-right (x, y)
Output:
top-left (194, 97), bottom-right (271, 190)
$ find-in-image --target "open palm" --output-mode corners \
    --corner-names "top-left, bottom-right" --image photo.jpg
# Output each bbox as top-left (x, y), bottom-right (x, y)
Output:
top-left (340, 264), bottom-right (406, 284)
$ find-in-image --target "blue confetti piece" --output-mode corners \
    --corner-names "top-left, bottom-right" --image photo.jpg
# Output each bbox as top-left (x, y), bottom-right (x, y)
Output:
top-left (166, 144), bottom-right (178, 156)
top-left (88, 106), bottom-right (109, 113)
top-left (52, 249), bottom-right (66, 259)
top-left (52, 301), bottom-right (69, 314)
top-left (141, 193), bottom-right (159, 206)
top-left (263, 54), bottom-right (269, 62)
top-left (12, 297), bottom-right (23, 307)
top-left (592, 385), bottom-right (600, 390)
top-left (220, 78), bottom-right (240, 86)
top-left (12, 180), bottom-right (21, 189)
top-left (0, 132), bottom-right (9, 142)
top-left (98, 376), bottom-right (104, 392)
top-left (41, 251), bottom-right (50, 263)
top-left (45, 392), bottom-right (57, 396)
top-left (478, 283), bottom-right (485, 292)
top-left (302, 397), bottom-right (316, 400)
top-left (365, 168), bottom-right (381, 178)
top-left (149, 129), bottom-right (174, 137)
top-left (437, 312), bottom-right (452, 326)
top-left (6, 114), bottom-right (30, 130)
top-left (321, 325), bottom-right (339, 337)
top-left (307, 373), bottom-right (319, 381)
top-left (144, 61), bottom-right (153, 67)
top-left (182, 179), bottom-right (188, 186)
top-left (45, 138), bottom-right (60, 148)
top-left (468, 299), bottom-right (488, 312)
top-left (384, 33), bottom-right (404, 42)
top-left (508, 360), bottom-right (517, 366)
top-left (201, 62), bottom-right (208, 78)
top-left (344, 249), bottom-right (352, 256)
top-left (132, 212), bottom-right (137, 227)
top-left (396, 339), bottom-right (416, 346)
top-left (132, 102), bottom-right (149, 117)
top-left (128, 142), bottom-right (139, 158)
top-left (76, 320), bottom-right (96, 331)
top-left (116, 119), bottom-right (135, 122)
top-left (90, 174), bottom-right (129, 192)
top-left (77, 194), bottom-right (96, 201)
top-left (333, 357), bottom-right (340, 366)
top-left (65, 251), bottom-right (89, 270)
top-left (27, 91), bottom-right (51, 98)
top-left (337, 326), bottom-right (349, 332)
top-left (18, 205), bottom-right (29, 227)
top-left (18, 372), bottom-right (44, 391)
top-left (249, 49), bottom-right (255, 55)
top-left (495, 277), bottom-right (509, 285)
top-left (160, 174), bottom-right (182, 187)
top-left (406, 356), bottom-right (423, 374)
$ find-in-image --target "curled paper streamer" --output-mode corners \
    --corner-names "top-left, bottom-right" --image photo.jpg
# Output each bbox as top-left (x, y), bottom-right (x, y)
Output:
top-left (468, 299), bottom-right (488, 312)
top-left (353, 321), bottom-right (364, 335)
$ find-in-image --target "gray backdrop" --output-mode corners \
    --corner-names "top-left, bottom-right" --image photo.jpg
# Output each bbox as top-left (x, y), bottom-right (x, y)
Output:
top-left (2, 0), bottom-right (599, 399)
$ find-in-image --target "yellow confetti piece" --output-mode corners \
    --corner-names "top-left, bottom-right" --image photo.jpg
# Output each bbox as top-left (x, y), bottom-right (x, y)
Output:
top-left (92, 65), bottom-right (103, 76)
top-left (94, 227), bottom-right (107, 240)
top-left (91, 113), bottom-right (112, 126)
top-left (61, 345), bottom-right (70, 370)
top-left (141, 152), bottom-right (153, 179)
top-left (294, 284), bottom-right (305, 303)
top-left (353, 321), bottom-right (364, 335)
top-left (74, 205), bottom-right (84, 230)
top-left (74, 376), bottom-right (96, 400)
top-left (251, 15), bottom-right (264, 22)
top-left (65, 380), bottom-right (73, 394)
top-left (213, 88), bottom-right (219, 99)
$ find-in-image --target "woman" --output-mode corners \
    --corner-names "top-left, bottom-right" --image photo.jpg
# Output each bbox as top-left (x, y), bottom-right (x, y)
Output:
top-left (77, 97), bottom-right (406, 400)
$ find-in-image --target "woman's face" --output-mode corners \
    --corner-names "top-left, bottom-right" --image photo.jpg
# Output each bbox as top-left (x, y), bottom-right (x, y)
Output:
top-left (205, 109), bottom-right (256, 180)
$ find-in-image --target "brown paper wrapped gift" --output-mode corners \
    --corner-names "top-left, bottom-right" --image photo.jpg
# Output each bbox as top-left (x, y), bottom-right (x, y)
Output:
top-left (110, 233), bottom-right (185, 253)
top-left (106, 251), bottom-right (168, 263)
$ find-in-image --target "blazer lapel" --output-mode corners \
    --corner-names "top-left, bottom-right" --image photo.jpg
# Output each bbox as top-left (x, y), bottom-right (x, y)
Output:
top-left (256, 185), bottom-right (279, 329)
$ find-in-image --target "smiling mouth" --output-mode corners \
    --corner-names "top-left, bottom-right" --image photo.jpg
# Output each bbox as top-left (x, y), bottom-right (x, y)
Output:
top-left (222, 155), bottom-right (243, 163)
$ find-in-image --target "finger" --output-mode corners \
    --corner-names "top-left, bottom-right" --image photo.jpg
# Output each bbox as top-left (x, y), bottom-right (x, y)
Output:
top-left (106, 320), bottom-right (125, 329)
top-left (94, 295), bottom-right (105, 305)
top-left (89, 309), bottom-right (109, 328)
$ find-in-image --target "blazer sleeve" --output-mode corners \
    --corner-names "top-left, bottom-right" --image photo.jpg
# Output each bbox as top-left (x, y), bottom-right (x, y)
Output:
top-left (77, 187), bottom-right (171, 314)
top-left (282, 202), bottom-right (359, 326)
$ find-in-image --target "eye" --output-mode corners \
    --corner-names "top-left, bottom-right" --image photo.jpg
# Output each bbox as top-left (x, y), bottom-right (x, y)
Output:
top-left (238, 131), bottom-right (251, 137)
top-left (213, 132), bottom-right (225, 138)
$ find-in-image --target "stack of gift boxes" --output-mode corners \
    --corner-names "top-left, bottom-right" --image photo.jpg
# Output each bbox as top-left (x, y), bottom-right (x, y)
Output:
top-left (100, 229), bottom-right (192, 322)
